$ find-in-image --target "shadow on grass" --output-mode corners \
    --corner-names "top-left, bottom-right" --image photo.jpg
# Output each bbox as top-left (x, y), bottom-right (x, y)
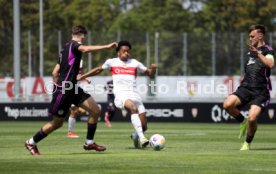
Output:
top-left (251, 148), bottom-right (276, 151)
top-left (125, 147), bottom-right (149, 150)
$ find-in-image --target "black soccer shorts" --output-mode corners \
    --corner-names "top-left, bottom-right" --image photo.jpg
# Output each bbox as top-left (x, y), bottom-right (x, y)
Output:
top-left (49, 86), bottom-right (91, 118)
top-left (233, 86), bottom-right (270, 110)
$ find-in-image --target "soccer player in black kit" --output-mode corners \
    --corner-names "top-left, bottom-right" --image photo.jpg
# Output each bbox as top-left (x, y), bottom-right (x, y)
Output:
top-left (223, 24), bottom-right (274, 150)
top-left (25, 25), bottom-right (117, 155)
top-left (104, 80), bottom-right (116, 127)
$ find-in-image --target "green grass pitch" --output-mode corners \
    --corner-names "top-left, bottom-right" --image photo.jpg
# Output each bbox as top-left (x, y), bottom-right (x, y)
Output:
top-left (0, 121), bottom-right (276, 174)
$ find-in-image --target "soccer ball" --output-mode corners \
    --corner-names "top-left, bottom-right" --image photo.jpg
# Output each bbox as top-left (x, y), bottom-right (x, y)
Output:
top-left (149, 134), bottom-right (166, 151)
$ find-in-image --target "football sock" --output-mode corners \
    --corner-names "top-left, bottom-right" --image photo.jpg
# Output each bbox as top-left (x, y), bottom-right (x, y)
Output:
top-left (246, 134), bottom-right (254, 143)
top-left (86, 123), bottom-right (97, 141)
top-left (32, 128), bottom-right (48, 144)
top-left (131, 114), bottom-right (145, 139)
top-left (85, 139), bottom-right (94, 145)
top-left (109, 111), bottom-right (115, 121)
top-left (131, 132), bottom-right (139, 140)
top-left (104, 112), bottom-right (109, 121)
top-left (28, 138), bottom-right (36, 145)
top-left (68, 116), bottom-right (76, 133)
top-left (236, 113), bottom-right (245, 123)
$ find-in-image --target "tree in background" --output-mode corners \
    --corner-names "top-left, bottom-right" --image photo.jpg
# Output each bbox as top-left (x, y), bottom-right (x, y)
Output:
top-left (1, 0), bottom-right (276, 76)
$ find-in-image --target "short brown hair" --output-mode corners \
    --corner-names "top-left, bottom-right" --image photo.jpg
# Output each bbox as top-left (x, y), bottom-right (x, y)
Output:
top-left (249, 24), bottom-right (266, 35)
top-left (72, 25), bottom-right (87, 35)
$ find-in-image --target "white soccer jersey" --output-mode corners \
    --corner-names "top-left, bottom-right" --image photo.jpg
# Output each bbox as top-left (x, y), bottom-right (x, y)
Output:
top-left (102, 58), bottom-right (147, 95)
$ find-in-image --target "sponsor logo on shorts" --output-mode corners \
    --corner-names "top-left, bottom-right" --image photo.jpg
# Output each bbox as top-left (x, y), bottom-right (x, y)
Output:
top-left (58, 109), bottom-right (64, 115)
top-left (268, 109), bottom-right (274, 119)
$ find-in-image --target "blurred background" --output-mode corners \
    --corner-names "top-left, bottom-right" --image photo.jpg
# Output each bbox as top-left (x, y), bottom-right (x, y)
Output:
top-left (0, 0), bottom-right (276, 122)
top-left (1, 0), bottom-right (276, 77)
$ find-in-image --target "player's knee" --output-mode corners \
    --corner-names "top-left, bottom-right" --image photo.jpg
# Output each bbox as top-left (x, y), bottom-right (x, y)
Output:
top-left (248, 116), bottom-right (257, 123)
top-left (129, 103), bottom-right (138, 113)
top-left (94, 106), bottom-right (101, 116)
top-left (223, 101), bottom-right (232, 111)
top-left (129, 108), bottom-right (138, 114)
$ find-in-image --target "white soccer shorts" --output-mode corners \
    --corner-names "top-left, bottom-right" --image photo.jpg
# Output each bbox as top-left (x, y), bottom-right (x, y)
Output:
top-left (114, 92), bottom-right (145, 114)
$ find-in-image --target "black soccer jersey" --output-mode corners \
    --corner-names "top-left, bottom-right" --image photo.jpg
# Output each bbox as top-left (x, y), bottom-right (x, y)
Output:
top-left (241, 44), bottom-right (274, 89)
top-left (106, 80), bottom-right (115, 100)
top-left (57, 40), bottom-right (82, 86)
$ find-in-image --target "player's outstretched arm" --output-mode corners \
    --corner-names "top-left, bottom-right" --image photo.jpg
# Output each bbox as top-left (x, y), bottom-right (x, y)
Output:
top-left (77, 66), bottom-right (104, 81)
top-left (78, 42), bottom-right (117, 53)
top-left (76, 74), bottom-right (91, 84)
top-left (145, 64), bottom-right (158, 78)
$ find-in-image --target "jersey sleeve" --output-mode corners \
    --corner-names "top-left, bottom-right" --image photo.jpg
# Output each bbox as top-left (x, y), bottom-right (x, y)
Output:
top-left (71, 41), bottom-right (82, 53)
top-left (57, 55), bottom-right (61, 64)
top-left (136, 60), bottom-right (147, 72)
top-left (102, 59), bottom-right (112, 70)
top-left (265, 48), bottom-right (275, 62)
top-left (78, 60), bottom-right (83, 74)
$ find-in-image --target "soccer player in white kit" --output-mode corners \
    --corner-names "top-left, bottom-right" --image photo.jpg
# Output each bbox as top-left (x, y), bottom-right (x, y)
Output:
top-left (78, 40), bottom-right (157, 148)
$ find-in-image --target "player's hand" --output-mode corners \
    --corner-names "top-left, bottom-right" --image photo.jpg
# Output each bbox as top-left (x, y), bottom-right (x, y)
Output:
top-left (248, 44), bottom-right (259, 55)
top-left (76, 74), bottom-right (82, 81)
top-left (150, 64), bottom-right (158, 69)
top-left (107, 42), bottom-right (118, 49)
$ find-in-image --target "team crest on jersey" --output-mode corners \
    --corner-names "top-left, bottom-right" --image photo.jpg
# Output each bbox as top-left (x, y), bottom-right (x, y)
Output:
top-left (58, 109), bottom-right (64, 115)
top-left (247, 57), bottom-right (255, 65)
top-left (191, 108), bottom-right (198, 118)
top-left (268, 109), bottom-right (274, 119)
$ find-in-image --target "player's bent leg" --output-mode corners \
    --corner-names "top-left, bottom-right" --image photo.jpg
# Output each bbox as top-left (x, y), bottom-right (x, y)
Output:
top-left (240, 105), bottom-right (261, 150)
top-left (223, 95), bottom-right (242, 116)
top-left (139, 113), bottom-right (148, 132)
top-left (247, 105), bottom-right (260, 134)
top-left (223, 95), bottom-right (248, 138)
top-left (80, 97), bottom-right (106, 152)
top-left (125, 100), bottom-right (149, 148)
top-left (43, 116), bottom-right (65, 134)
top-left (80, 97), bottom-right (101, 123)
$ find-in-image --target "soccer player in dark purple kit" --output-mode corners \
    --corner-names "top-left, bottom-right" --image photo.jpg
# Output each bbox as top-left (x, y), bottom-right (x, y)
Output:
top-left (25, 25), bottom-right (117, 155)
top-left (104, 80), bottom-right (116, 127)
top-left (223, 24), bottom-right (274, 150)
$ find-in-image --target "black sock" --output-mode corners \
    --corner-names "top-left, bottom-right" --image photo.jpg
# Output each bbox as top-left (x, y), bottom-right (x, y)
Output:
top-left (108, 111), bottom-right (115, 121)
top-left (235, 113), bottom-right (245, 123)
top-left (87, 123), bottom-right (97, 140)
top-left (246, 134), bottom-right (254, 143)
top-left (33, 129), bottom-right (48, 143)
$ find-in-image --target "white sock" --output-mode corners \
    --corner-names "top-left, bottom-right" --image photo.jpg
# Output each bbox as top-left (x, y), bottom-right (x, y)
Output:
top-left (28, 138), bottom-right (36, 145)
top-left (68, 116), bottom-right (76, 133)
top-left (86, 139), bottom-right (94, 145)
top-left (131, 114), bottom-right (145, 139)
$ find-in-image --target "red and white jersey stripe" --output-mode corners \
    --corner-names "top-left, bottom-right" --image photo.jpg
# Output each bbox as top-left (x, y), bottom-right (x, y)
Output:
top-left (102, 58), bottom-right (147, 94)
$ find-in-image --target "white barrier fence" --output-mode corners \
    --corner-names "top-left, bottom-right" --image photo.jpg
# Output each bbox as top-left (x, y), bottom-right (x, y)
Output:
top-left (1, 76), bottom-right (276, 102)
